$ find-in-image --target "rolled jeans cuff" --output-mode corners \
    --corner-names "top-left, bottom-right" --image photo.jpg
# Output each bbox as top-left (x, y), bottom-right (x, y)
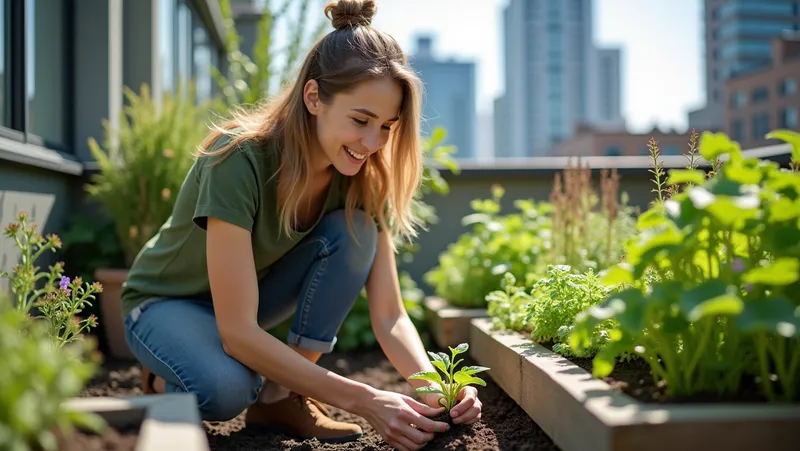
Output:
top-left (287, 331), bottom-right (338, 353)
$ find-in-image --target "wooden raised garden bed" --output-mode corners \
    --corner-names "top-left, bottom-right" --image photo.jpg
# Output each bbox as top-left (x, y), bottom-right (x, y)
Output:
top-left (61, 393), bottom-right (209, 451)
top-left (424, 296), bottom-right (488, 349)
top-left (469, 317), bottom-right (800, 451)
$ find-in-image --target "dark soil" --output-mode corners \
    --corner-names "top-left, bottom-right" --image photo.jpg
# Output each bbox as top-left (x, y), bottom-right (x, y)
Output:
top-left (54, 424), bottom-right (140, 451)
top-left (79, 348), bottom-right (560, 451)
top-left (539, 341), bottom-right (768, 404)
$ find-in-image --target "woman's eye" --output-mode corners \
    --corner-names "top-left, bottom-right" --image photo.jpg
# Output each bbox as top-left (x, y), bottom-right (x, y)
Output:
top-left (352, 118), bottom-right (367, 126)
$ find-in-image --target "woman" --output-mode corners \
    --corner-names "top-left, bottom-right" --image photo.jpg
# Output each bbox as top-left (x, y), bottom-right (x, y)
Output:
top-left (119, 1), bottom-right (482, 450)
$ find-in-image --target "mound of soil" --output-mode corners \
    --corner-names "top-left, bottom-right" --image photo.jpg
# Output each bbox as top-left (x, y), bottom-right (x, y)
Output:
top-left (80, 348), bottom-right (560, 450)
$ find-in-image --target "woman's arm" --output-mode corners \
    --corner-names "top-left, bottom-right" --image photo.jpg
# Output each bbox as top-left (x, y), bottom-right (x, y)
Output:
top-left (206, 217), bottom-right (372, 412)
top-left (366, 230), bottom-right (437, 388)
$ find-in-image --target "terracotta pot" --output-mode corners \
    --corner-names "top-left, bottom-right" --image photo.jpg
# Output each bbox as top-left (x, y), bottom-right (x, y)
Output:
top-left (94, 268), bottom-right (133, 360)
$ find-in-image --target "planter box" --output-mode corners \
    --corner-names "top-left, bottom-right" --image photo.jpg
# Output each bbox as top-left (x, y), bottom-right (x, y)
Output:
top-left (95, 268), bottom-right (133, 360)
top-left (469, 317), bottom-right (800, 451)
top-left (63, 394), bottom-right (209, 451)
top-left (424, 296), bottom-right (487, 349)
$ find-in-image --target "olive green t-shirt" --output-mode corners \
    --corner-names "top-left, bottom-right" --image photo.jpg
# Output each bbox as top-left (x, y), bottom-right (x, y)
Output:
top-left (119, 136), bottom-right (350, 318)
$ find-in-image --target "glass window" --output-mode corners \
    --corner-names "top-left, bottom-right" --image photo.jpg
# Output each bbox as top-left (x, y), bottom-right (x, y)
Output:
top-left (780, 108), bottom-right (798, 129)
top-left (781, 78), bottom-right (797, 96)
top-left (26, 0), bottom-right (66, 146)
top-left (159, 0), bottom-right (175, 93)
top-left (604, 145), bottom-right (621, 156)
top-left (193, 24), bottom-right (212, 102)
top-left (176, 1), bottom-right (192, 86)
top-left (752, 112), bottom-right (770, 139)
top-left (751, 86), bottom-right (769, 103)
top-left (731, 119), bottom-right (745, 143)
top-left (1, 0), bottom-right (9, 128)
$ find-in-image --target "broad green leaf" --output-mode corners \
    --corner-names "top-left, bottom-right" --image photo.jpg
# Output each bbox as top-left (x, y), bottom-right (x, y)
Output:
top-left (438, 352), bottom-right (451, 368)
top-left (680, 279), bottom-right (744, 322)
top-left (431, 360), bottom-right (448, 375)
top-left (415, 385), bottom-right (445, 395)
top-left (734, 297), bottom-right (799, 337)
top-left (453, 372), bottom-right (487, 387)
top-left (408, 371), bottom-right (444, 385)
top-left (636, 207), bottom-right (669, 230)
top-left (742, 258), bottom-right (800, 286)
top-left (705, 196), bottom-right (760, 227)
top-left (461, 213), bottom-right (492, 227)
top-left (667, 169), bottom-right (706, 186)
top-left (427, 351), bottom-right (444, 363)
top-left (459, 365), bottom-right (491, 376)
top-left (765, 129), bottom-right (800, 162)
top-left (768, 197), bottom-right (800, 223)
top-left (724, 163), bottom-right (763, 185)
top-left (699, 131), bottom-right (741, 161)
top-left (450, 343), bottom-right (469, 355)
top-left (601, 264), bottom-right (634, 286)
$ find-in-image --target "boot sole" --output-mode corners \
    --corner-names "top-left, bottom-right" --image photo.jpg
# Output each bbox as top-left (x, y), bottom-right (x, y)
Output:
top-left (245, 424), bottom-right (363, 444)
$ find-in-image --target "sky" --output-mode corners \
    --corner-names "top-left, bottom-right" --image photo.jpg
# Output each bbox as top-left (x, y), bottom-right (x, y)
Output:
top-left (370, 0), bottom-right (706, 134)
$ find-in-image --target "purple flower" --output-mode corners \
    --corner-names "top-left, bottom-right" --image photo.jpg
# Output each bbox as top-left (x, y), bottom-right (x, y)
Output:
top-left (59, 276), bottom-right (71, 295)
top-left (732, 258), bottom-right (745, 273)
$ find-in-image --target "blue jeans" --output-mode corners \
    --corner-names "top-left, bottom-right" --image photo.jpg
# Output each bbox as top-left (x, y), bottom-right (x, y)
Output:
top-left (122, 209), bottom-right (378, 421)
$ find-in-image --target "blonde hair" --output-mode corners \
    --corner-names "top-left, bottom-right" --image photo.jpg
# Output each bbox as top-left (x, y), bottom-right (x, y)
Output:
top-left (197, 0), bottom-right (424, 245)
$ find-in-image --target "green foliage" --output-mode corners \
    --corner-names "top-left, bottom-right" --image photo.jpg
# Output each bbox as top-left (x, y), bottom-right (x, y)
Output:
top-left (570, 130), bottom-right (800, 402)
top-left (424, 186), bottom-right (553, 308)
top-left (213, 0), bottom-right (328, 108)
top-left (409, 343), bottom-right (490, 411)
top-left (0, 212), bottom-right (101, 348)
top-left (527, 265), bottom-right (615, 357)
top-left (86, 83), bottom-right (215, 265)
top-left (0, 303), bottom-right (105, 451)
top-left (485, 272), bottom-right (537, 332)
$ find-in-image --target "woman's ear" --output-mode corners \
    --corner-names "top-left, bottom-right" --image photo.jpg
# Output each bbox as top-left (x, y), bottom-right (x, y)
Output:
top-left (304, 80), bottom-right (321, 115)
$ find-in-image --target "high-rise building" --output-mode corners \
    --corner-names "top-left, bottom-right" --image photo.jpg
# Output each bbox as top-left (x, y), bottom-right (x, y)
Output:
top-left (688, 0), bottom-right (800, 132)
top-left (410, 35), bottom-right (477, 160)
top-left (494, 0), bottom-right (599, 158)
top-left (594, 47), bottom-right (626, 131)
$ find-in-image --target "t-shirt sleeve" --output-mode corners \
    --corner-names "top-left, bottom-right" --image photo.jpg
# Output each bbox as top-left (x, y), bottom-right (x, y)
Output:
top-left (193, 147), bottom-right (259, 232)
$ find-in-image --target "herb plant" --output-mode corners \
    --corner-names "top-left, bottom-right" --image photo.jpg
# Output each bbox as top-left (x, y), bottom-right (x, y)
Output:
top-left (424, 186), bottom-right (553, 308)
top-left (0, 302), bottom-right (105, 451)
top-left (0, 212), bottom-right (102, 348)
top-left (570, 129), bottom-right (800, 402)
top-left (408, 343), bottom-right (490, 411)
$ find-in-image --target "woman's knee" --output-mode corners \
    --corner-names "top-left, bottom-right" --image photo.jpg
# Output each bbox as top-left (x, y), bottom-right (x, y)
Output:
top-left (191, 363), bottom-right (262, 421)
top-left (318, 209), bottom-right (378, 273)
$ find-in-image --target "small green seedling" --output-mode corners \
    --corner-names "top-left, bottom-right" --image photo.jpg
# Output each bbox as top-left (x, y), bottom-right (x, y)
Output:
top-left (408, 343), bottom-right (490, 411)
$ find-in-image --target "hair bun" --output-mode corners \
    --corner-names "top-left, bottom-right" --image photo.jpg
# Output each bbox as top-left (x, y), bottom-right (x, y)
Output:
top-left (324, 0), bottom-right (376, 30)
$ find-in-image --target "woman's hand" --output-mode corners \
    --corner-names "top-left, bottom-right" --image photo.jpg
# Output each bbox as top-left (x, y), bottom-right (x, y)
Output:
top-left (356, 387), bottom-right (450, 451)
top-left (421, 386), bottom-right (482, 425)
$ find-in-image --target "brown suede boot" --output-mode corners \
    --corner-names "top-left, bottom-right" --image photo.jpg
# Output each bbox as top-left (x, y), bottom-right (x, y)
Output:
top-left (140, 366), bottom-right (157, 394)
top-left (245, 392), bottom-right (362, 443)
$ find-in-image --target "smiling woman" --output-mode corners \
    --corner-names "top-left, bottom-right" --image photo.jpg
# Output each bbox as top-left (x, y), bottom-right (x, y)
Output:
top-left (116, 1), bottom-right (484, 451)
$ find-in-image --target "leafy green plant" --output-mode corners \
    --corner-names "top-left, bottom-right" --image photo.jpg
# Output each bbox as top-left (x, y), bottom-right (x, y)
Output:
top-left (86, 83), bottom-right (215, 265)
top-left (0, 212), bottom-right (102, 348)
top-left (0, 302), bottom-right (105, 451)
top-left (527, 264), bottom-right (615, 356)
top-left (570, 129), bottom-right (800, 402)
top-left (485, 272), bottom-right (537, 333)
top-left (212, 0), bottom-right (327, 108)
top-left (408, 343), bottom-right (490, 411)
top-left (425, 186), bottom-right (553, 308)
top-left (548, 162), bottom-right (637, 272)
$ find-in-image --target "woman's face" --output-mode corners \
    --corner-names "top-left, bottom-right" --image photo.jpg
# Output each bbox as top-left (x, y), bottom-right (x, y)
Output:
top-left (305, 76), bottom-right (403, 177)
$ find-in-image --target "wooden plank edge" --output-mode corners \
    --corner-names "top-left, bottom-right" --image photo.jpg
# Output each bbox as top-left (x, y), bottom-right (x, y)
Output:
top-left (424, 296), bottom-right (489, 318)
top-left (64, 394), bottom-right (209, 451)
top-left (469, 317), bottom-right (800, 451)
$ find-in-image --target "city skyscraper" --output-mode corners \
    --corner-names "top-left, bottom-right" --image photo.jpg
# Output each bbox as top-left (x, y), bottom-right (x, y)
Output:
top-left (688, 0), bottom-right (800, 132)
top-left (494, 0), bottom-right (602, 158)
top-left (410, 35), bottom-right (476, 160)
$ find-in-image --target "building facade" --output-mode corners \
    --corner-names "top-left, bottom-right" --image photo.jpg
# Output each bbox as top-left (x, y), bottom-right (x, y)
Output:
top-left (494, 0), bottom-right (598, 158)
top-left (594, 47), bottom-right (626, 131)
top-left (725, 35), bottom-right (800, 149)
top-left (0, 0), bottom-right (227, 290)
top-left (556, 124), bottom-right (692, 157)
top-left (688, 0), bottom-right (800, 132)
top-left (410, 36), bottom-right (476, 160)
